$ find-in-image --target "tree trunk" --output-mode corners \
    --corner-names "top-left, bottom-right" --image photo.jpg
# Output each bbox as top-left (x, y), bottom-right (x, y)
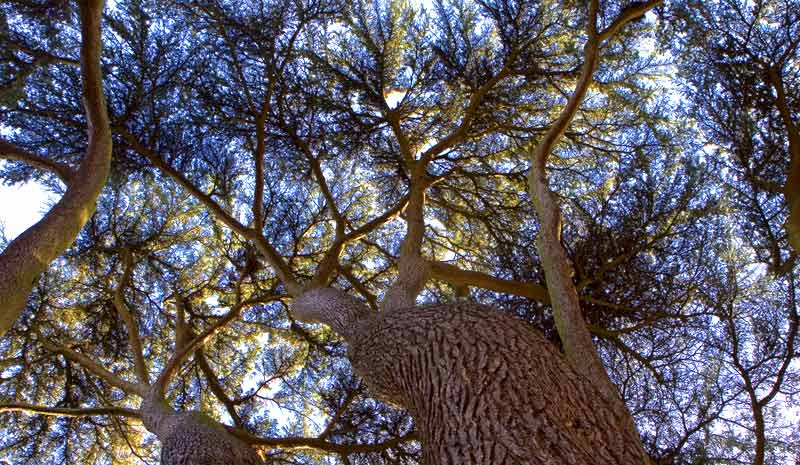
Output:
top-left (0, 0), bottom-right (112, 336)
top-left (292, 290), bottom-right (650, 464)
top-left (140, 390), bottom-right (263, 465)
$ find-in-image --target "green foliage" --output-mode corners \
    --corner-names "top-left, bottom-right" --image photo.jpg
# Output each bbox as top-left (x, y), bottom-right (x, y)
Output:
top-left (0, 0), bottom-right (798, 464)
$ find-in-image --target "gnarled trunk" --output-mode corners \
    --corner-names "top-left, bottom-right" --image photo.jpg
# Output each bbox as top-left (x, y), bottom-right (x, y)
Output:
top-left (292, 290), bottom-right (650, 465)
top-left (140, 390), bottom-right (263, 465)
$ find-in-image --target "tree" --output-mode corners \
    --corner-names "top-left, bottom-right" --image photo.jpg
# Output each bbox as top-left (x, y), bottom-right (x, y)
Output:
top-left (0, 0), bottom-right (112, 336)
top-left (1, 0), bottom-right (798, 464)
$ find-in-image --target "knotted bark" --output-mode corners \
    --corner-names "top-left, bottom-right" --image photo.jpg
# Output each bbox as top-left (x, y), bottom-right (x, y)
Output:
top-left (292, 289), bottom-right (650, 464)
top-left (140, 389), bottom-right (263, 465)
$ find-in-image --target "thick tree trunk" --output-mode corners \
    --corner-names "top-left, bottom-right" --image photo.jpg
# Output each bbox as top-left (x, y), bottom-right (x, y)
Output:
top-left (140, 390), bottom-right (263, 465)
top-left (292, 290), bottom-right (650, 465)
top-left (0, 0), bottom-right (112, 336)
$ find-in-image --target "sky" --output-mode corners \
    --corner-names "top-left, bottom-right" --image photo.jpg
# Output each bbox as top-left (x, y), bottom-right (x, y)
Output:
top-left (0, 173), bottom-right (57, 243)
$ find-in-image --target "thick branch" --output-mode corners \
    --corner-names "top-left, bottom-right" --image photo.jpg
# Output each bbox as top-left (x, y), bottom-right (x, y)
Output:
top-left (598, 1), bottom-right (662, 41)
top-left (0, 403), bottom-right (140, 418)
top-left (381, 169), bottom-right (430, 311)
top-left (525, 0), bottom-right (649, 444)
top-left (0, 0), bottom-right (112, 337)
top-left (0, 139), bottom-right (74, 183)
top-left (195, 349), bottom-right (242, 428)
top-left (252, 107), bottom-right (268, 229)
top-left (430, 261), bottom-right (550, 302)
top-left (153, 303), bottom-right (249, 396)
top-left (236, 429), bottom-right (417, 454)
top-left (766, 68), bottom-right (800, 253)
top-left (308, 195), bottom-right (408, 289)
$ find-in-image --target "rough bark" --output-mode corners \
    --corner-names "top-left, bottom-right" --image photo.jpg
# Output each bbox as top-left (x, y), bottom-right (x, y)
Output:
top-left (0, 0), bottom-right (112, 336)
top-left (292, 289), bottom-right (650, 464)
top-left (140, 389), bottom-right (263, 465)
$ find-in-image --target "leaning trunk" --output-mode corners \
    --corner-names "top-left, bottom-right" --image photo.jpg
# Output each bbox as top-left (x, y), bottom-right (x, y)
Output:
top-left (140, 390), bottom-right (263, 465)
top-left (0, 0), bottom-right (112, 336)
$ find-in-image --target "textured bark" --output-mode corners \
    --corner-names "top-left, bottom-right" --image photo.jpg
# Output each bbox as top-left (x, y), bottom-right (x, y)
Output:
top-left (292, 289), bottom-right (650, 464)
top-left (0, 0), bottom-right (112, 336)
top-left (140, 389), bottom-right (263, 465)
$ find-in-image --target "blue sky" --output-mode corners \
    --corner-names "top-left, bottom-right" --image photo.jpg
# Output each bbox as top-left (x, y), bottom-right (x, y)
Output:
top-left (0, 171), bottom-right (57, 242)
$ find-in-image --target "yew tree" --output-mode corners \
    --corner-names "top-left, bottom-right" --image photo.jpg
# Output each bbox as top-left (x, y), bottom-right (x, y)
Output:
top-left (0, 0), bottom-right (798, 464)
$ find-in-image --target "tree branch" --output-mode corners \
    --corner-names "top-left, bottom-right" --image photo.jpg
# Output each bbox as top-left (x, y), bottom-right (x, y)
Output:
top-left (598, 1), bottom-right (662, 42)
top-left (766, 68), bottom-right (800, 253)
top-left (118, 128), bottom-right (303, 295)
top-left (525, 0), bottom-right (647, 442)
top-left (0, 403), bottom-right (140, 418)
top-left (113, 249), bottom-right (150, 385)
top-left (0, 139), bottom-right (74, 183)
top-left (153, 301), bottom-right (259, 395)
top-left (381, 168), bottom-right (431, 311)
top-left (234, 428), bottom-right (417, 454)
top-left (430, 261), bottom-right (550, 302)
top-left (41, 341), bottom-right (145, 396)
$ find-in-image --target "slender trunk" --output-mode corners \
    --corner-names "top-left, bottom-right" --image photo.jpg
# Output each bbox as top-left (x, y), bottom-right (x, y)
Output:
top-left (767, 69), bottom-right (800, 254)
top-left (140, 390), bottom-right (263, 465)
top-left (292, 289), bottom-right (650, 464)
top-left (751, 401), bottom-right (766, 465)
top-left (528, 167), bottom-right (642, 441)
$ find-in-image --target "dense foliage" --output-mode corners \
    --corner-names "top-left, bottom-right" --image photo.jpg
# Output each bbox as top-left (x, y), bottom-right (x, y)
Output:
top-left (0, 0), bottom-right (797, 463)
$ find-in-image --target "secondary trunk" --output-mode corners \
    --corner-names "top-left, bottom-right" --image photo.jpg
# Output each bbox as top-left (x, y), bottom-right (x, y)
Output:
top-left (140, 390), bottom-right (263, 465)
top-left (292, 290), bottom-right (650, 465)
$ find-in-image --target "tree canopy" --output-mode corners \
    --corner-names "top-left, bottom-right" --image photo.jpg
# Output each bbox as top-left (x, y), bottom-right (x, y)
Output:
top-left (0, 0), bottom-right (798, 464)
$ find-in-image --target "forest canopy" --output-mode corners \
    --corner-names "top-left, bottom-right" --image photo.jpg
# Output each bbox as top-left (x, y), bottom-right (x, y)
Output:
top-left (0, 0), bottom-right (798, 464)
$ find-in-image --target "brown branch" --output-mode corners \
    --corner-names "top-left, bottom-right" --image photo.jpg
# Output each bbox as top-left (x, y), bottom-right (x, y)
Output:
top-left (381, 168), bottom-right (431, 311)
top-left (195, 349), bottom-right (242, 428)
top-left (419, 54), bottom-right (518, 165)
top-left (113, 249), bottom-right (149, 385)
top-left (766, 68), bottom-right (800, 253)
top-left (252, 107), bottom-right (268, 229)
top-left (430, 261), bottom-right (550, 302)
top-left (308, 195), bottom-right (409, 289)
top-left (0, 139), bottom-right (74, 183)
top-left (0, 403), bottom-right (140, 418)
top-left (233, 428), bottom-right (417, 454)
top-left (525, 0), bottom-right (649, 443)
top-left (337, 264), bottom-right (378, 309)
top-left (0, 0), bottom-right (112, 337)
top-left (598, 1), bottom-right (663, 42)
top-left (118, 128), bottom-right (303, 295)
top-left (153, 302), bottom-right (252, 395)
top-left (42, 341), bottom-right (145, 396)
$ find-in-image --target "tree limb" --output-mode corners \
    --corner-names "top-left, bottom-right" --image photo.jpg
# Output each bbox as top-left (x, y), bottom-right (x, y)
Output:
top-left (41, 341), bottom-right (146, 396)
top-left (0, 139), bottom-right (74, 183)
top-left (113, 249), bottom-right (150, 385)
top-left (0, 403), bottom-right (140, 418)
top-left (430, 261), bottom-right (550, 302)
